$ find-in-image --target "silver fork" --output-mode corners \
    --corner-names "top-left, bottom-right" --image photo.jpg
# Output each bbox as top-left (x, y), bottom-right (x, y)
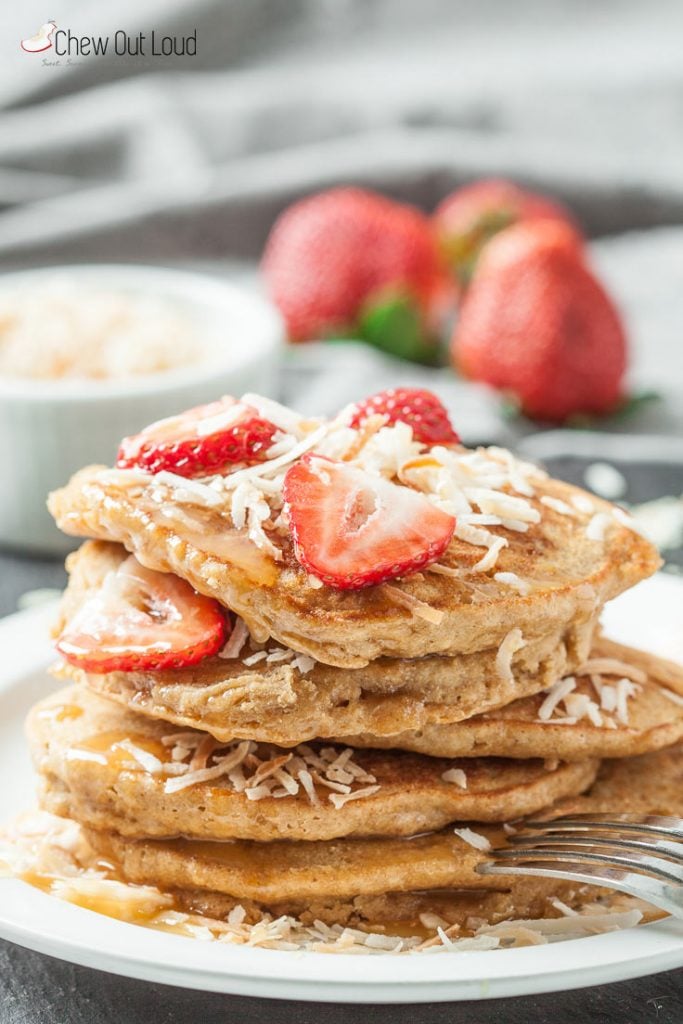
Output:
top-left (477, 814), bottom-right (683, 918)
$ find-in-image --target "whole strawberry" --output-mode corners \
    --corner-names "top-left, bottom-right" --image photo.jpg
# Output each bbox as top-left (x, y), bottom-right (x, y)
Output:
top-left (452, 221), bottom-right (627, 423)
top-left (261, 187), bottom-right (450, 363)
top-left (434, 178), bottom-right (577, 291)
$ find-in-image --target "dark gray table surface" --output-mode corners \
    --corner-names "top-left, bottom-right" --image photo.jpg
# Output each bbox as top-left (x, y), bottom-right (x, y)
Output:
top-left (0, 452), bottom-right (681, 1021)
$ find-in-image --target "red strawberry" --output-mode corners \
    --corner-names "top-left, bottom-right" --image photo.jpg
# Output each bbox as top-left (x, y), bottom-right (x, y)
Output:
top-left (261, 187), bottom-right (451, 363)
top-left (56, 557), bottom-right (228, 673)
top-left (453, 220), bottom-right (627, 423)
top-left (282, 454), bottom-right (455, 589)
top-left (116, 396), bottom-right (278, 477)
top-left (349, 388), bottom-right (460, 445)
top-left (434, 178), bottom-right (578, 290)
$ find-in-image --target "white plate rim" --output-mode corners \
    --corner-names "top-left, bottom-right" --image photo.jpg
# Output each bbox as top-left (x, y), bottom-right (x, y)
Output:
top-left (0, 578), bottom-right (682, 1003)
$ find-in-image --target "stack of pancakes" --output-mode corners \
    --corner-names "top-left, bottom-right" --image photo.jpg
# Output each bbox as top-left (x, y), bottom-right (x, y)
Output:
top-left (27, 423), bottom-right (683, 940)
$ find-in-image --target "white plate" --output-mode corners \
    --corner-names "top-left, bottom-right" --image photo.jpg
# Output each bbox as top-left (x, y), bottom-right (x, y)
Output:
top-left (0, 575), bottom-right (682, 1003)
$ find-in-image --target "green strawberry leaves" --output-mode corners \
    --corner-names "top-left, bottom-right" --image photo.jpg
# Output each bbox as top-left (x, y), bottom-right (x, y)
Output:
top-left (357, 292), bottom-right (447, 366)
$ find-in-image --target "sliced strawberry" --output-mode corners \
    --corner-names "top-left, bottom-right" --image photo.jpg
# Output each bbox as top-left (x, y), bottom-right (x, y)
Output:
top-left (56, 556), bottom-right (228, 673)
top-left (283, 455), bottom-right (455, 589)
top-left (116, 396), bottom-right (278, 478)
top-left (348, 388), bottom-right (460, 445)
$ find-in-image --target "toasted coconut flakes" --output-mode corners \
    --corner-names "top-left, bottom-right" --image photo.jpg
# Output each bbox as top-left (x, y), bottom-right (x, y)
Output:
top-left (249, 754), bottom-right (293, 785)
top-left (426, 563), bottom-right (462, 578)
top-left (578, 658), bottom-right (647, 685)
top-left (540, 496), bottom-right (577, 517)
top-left (227, 422), bottom-right (330, 487)
top-left (241, 393), bottom-right (306, 435)
top-left (328, 785), bottom-right (380, 809)
top-left (379, 584), bottom-right (444, 625)
top-left (598, 684), bottom-right (618, 714)
top-left (326, 766), bottom-right (354, 785)
top-left (242, 650), bottom-right (269, 666)
top-left (612, 506), bottom-right (643, 534)
top-left (190, 734), bottom-right (222, 771)
top-left (538, 677), bottom-right (576, 721)
top-left (245, 783), bottom-right (276, 802)
top-left (499, 518), bottom-right (532, 533)
top-left (97, 467), bottom-right (152, 487)
top-left (196, 403), bottom-right (249, 437)
top-left (311, 773), bottom-right (351, 795)
top-left (571, 493), bottom-right (597, 514)
top-left (274, 765), bottom-right (301, 794)
top-left (226, 764), bottom-right (247, 792)
top-left (494, 571), bottom-right (530, 595)
top-left (341, 414), bottom-right (387, 461)
top-left (454, 522), bottom-right (498, 548)
top-left (464, 487), bottom-right (540, 525)
top-left (326, 748), bottom-right (354, 772)
top-left (550, 897), bottom-right (579, 917)
top-left (465, 513), bottom-right (511, 526)
top-left (116, 740), bottom-right (164, 774)
top-left (660, 687), bottom-right (683, 707)
top-left (218, 618), bottom-right (249, 660)
top-left (419, 912), bottom-right (451, 930)
top-left (563, 693), bottom-right (603, 727)
top-left (472, 537), bottom-right (508, 572)
top-left (586, 512), bottom-right (612, 541)
top-left (153, 472), bottom-right (224, 508)
top-left (615, 678), bottom-right (640, 725)
top-left (265, 648), bottom-right (295, 664)
top-left (442, 768), bottom-right (468, 789)
top-left (453, 827), bottom-right (492, 852)
top-left (292, 653), bottom-right (316, 674)
top-left (160, 731), bottom-right (203, 748)
top-left (226, 904), bottom-right (247, 927)
top-left (297, 769), bottom-right (320, 806)
top-left (495, 627), bottom-right (526, 684)
top-left (164, 761), bottom-right (241, 794)
top-left (0, 812), bottom-right (653, 955)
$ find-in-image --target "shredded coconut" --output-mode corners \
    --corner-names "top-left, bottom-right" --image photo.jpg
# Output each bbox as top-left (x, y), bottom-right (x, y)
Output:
top-left (538, 677), bottom-right (577, 721)
top-left (495, 628), bottom-right (526, 683)
top-left (494, 572), bottom-right (531, 595)
top-left (586, 513), bottom-right (612, 541)
top-left (441, 768), bottom-right (468, 789)
top-left (578, 658), bottom-right (647, 685)
top-left (453, 827), bottom-right (492, 852)
top-left (472, 537), bottom-right (508, 573)
top-left (242, 650), bottom-right (268, 666)
top-left (379, 584), bottom-right (444, 625)
top-left (0, 279), bottom-right (205, 380)
top-left (156, 736), bottom-right (378, 806)
top-left (218, 618), bottom-right (249, 660)
top-left (660, 687), bottom-right (683, 708)
top-left (116, 740), bottom-right (165, 775)
top-left (0, 812), bottom-right (650, 956)
top-left (540, 496), bottom-right (577, 517)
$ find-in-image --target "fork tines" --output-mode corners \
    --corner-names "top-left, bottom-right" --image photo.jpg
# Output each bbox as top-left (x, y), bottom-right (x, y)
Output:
top-left (477, 814), bottom-right (683, 918)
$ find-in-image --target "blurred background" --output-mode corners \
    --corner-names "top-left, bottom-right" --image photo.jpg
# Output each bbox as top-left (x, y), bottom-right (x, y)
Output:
top-left (0, 0), bottom-right (682, 606)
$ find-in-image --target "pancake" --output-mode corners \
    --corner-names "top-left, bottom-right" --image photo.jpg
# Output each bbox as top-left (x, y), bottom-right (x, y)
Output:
top-left (29, 686), bottom-right (598, 842)
top-left (159, 877), bottom-right (657, 938)
top-left (340, 639), bottom-right (683, 761)
top-left (55, 541), bottom-right (597, 745)
top-left (81, 742), bottom-right (683, 906)
top-left (47, 441), bottom-right (659, 668)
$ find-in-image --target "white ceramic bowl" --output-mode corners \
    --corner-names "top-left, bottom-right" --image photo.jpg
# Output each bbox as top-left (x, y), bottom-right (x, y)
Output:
top-left (0, 265), bottom-right (284, 554)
